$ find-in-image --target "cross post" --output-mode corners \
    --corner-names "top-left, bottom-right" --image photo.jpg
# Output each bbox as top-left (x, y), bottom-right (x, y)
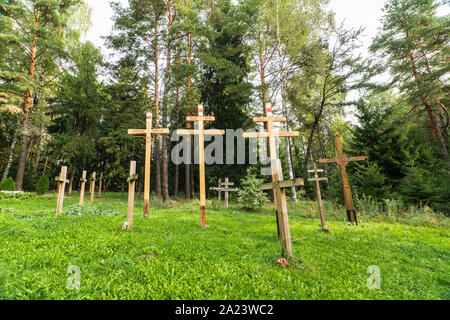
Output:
top-left (55, 166), bottom-right (69, 216)
top-left (98, 172), bottom-right (103, 198)
top-left (126, 161), bottom-right (138, 229)
top-left (243, 104), bottom-right (302, 258)
top-left (128, 112), bottom-right (169, 217)
top-left (210, 178), bottom-right (238, 208)
top-left (319, 135), bottom-right (367, 225)
top-left (308, 155), bottom-right (329, 232)
top-left (89, 172), bottom-right (96, 202)
top-left (79, 170), bottom-right (87, 206)
top-left (176, 104), bottom-right (225, 227)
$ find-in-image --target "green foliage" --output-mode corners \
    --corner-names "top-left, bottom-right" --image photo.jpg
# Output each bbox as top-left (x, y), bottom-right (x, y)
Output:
top-left (351, 163), bottom-right (392, 202)
top-left (0, 191), bottom-right (35, 200)
top-left (63, 205), bottom-right (120, 217)
top-left (0, 177), bottom-right (15, 191)
top-left (236, 170), bottom-right (269, 210)
top-left (35, 176), bottom-right (50, 195)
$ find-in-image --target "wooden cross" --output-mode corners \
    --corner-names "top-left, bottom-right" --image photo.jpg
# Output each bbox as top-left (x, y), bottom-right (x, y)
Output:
top-left (210, 178), bottom-right (238, 208)
top-left (308, 157), bottom-right (329, 232)
top-left (126, 161), bottom-right (138, 229)
top-left (128, 112), bottom-right (169, 217)
top-left (98, 172), bottom-right (103, 198)
top-left (79, 170), bottom-right (87, 206)
top-left (176, 104), bottom-right (225, 227)
top-left (89, 172), bottom-right (96, 202)
top-left (243, 104), bottom-right (302, 258)
top-left (319, 135), bottom-right (367, 225)
top-left (55, 166), bottom-right (69, 216)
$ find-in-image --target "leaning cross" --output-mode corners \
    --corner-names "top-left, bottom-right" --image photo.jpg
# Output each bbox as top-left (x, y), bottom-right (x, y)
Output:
top-left (79, 170), bottom-right (87, 206)
top-left (55, 166), bottom-right (69, 215)
top-left (319, 135), bottom-right (367, 225)
top-left (176, 104), bottom-right (225, 227)
top-left (128, 112), bottom-right (169, 217)
top-left (89, 172), bottom-right (96, 202)
top-left (243, 105), bottom-right (303, 258)
top-left (308, 156), bottom-right (329, 232)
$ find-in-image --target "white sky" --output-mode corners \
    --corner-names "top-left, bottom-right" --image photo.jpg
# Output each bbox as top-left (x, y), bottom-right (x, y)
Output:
top-left (84, 0), bottom-right (387, 55)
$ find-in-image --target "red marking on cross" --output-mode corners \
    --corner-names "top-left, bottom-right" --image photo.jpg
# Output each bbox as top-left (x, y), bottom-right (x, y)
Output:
top-left (266, 107), bottom-right (272, 116)
top-left (146, 113), bottom-right (152, 122)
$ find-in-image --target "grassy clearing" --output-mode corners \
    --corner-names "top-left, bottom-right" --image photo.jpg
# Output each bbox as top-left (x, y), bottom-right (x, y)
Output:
top-left (0, 192), bottom-right (449, 300)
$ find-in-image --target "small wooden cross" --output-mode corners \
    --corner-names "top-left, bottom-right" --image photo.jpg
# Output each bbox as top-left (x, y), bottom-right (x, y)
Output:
top-left (126, 161), bottom-right (138, 229)
top-left (79, 170), bottom-right (87, 206)
top-left (98, 172), bottom-right (103, 198)
top-left (308, 156), bottom-right (329, 232)
top-left (55, 166), bottom-right (69, 216)
top-left (319, 135), bottom-right (367, 225)
top-left (243, 104), bottom-right (302, 258)
top-left (176, 104), bottom-right (225, 227)
top-left (210, 178), bottom-right (238, 208)
top-left (128, 112), bottom-right (169, 217)
top-left (89, 172), bottom-right (96, 202)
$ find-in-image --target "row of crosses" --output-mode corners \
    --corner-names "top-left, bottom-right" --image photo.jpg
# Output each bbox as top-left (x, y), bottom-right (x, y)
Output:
top-left (127, 104), bottom-right (367, 258)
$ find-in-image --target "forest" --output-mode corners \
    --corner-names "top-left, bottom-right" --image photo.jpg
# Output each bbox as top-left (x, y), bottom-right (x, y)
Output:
top-left (1, 0), bottom-right (448, 214)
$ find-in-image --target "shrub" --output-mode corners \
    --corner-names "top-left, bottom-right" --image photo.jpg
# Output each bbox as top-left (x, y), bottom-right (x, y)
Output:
top-left (35, 175), bottom-right (50, 195)
top-left (0, 177), bottom-right (15, 191)
top-left (63, 205), bottom-right (120, 217)
top-left (0, 192), bottom-right (36, 200)
top-left (236, 171), bottom-right (269, 211)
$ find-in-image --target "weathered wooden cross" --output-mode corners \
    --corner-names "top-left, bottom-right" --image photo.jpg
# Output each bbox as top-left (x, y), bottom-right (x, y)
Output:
top-left (89, 172), bottom-right (96, 202)
top-left (308, 157), bottom-right (329, 232)
top-left (55, 166), bottom-right (69, 216)
top-left (176, 104), bottom-right (225, 227)
top-left (319, 135), bottom-right (367, 225)
top-left (128, 112), bottom-right (169, 217)
top-left (79, 170), bottom-right (87, 206)
top-left (98, 172), bottom-right (103, 198)
top-left (243, 105), bottom-right (303, 258)
top-left (126, 161), bottom-right (138, 229)
top-left (210, 178), bottom-right (238, 208)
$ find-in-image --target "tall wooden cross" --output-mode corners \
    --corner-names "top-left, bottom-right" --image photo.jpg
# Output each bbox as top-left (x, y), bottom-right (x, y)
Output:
top-left (79, 170), bottom-right (87, 206)
top-left (243, 105), bottom-right (302, 258)
top-left (308, 157), bottom-right (329, 232)
top-left (55, 166), bottom-right (69, 216)
top-left (319, 135), bottom-right (367, 225)
top-left (128, 112), bottom-right (169, 217)
top-left (176, 104), bottom-right (225, 227)
top-left (89, 172), bottom-right (96, 202)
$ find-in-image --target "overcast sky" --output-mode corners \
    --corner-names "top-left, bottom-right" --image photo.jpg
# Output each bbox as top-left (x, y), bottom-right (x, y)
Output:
top-left (84, 0), bottom-right (387, 55)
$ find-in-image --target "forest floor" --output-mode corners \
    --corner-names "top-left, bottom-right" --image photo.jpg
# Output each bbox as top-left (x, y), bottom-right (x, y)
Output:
top-left (0, 192), bottom-right (448, 300)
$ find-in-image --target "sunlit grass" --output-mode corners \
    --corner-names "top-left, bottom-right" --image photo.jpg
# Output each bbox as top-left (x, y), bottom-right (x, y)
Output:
top-left (0, 193), bottom-right (448, 300)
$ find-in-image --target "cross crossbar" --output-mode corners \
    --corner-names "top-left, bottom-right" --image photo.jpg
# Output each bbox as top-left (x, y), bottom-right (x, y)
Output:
top-left (259, 178), bottom-right (304, 191)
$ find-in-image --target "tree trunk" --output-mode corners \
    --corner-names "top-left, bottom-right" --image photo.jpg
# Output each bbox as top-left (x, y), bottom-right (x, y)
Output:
top-left (1, 119), bottom-right (20, 183)
top-left (154, 23), bottom-right (162, 199)
top-left (174, 57), bottom-right (181, 198)
top-left (67, 159), bottom-right (77, 196)
top-left (408, 49), bottom-right (448, 162)
top-left (16, 9), bottom-right (39, 190)
top-left (161, 0), bottom-right (173, 204)
top-left (185, 30), bottom-right (193, 200)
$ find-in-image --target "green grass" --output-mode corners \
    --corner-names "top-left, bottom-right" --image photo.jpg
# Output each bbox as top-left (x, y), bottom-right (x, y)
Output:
top-left (0, 193), bottom-right (449, 300)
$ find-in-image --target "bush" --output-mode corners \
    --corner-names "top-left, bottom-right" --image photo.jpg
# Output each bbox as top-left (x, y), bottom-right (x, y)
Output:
top-left (35, 175), bottom-right (50, 195)
top-left (0, 192), bottom-right (36, 200)
top-left (63, 205), bottom-right (121, 217)
top-left (236, 171), bottom-right (269, 211)
top-left (0, 177), bottom-right (15, 191)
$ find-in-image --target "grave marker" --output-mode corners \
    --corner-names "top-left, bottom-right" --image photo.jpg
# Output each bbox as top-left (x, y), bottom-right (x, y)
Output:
top-left (319, 135), bottom-right (367, 225)
top-left (98, 172), bottom-right (103, 198)
top-left (210, 178), bottom-right (238, 208)
top-left (176, 104), bottom-right (225, 227)
top-left (128, 112), bottom-right (169, 217)
top-left (55, 166), bottom-right (69, 215)
top-left (126, 161), bottom-right (138, 229)
top-left (243, 105), bottom-right (302, 258)
top-left (308, 156), bottom-right (329, 232)
top-left (89, 172), bottom-right (96, 202)
top-left (79, 170), bottom-right (87, 206)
